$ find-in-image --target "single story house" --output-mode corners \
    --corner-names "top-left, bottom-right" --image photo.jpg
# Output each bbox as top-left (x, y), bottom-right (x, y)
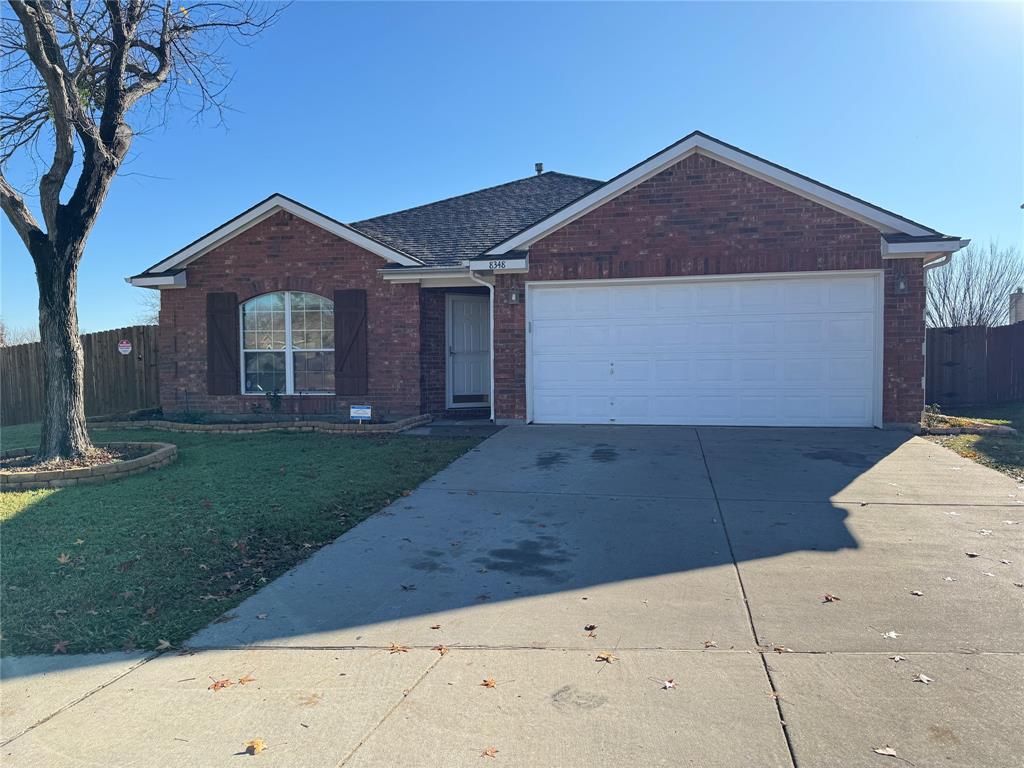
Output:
top-left (129, 131), bottom-right (967, 428)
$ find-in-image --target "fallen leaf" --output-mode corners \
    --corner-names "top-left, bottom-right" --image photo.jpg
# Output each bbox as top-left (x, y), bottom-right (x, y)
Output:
top-left (882, 631), bottom-right (901, 639)
top-left (432, 644), bottom-right (449, 656)
top-left (481, 746), bottom-right (498, 758)
top-left (238, 674), bottom-right (256, 685)
top-left (773, 645), bottom-right (792, 653)
top-left (73, 539), bottom-right (84, 545)
top-left (943, 576), bottom-right (957, 582)
top-left (401, 490), bottom-right (412, 497)
top-left (873, 746), bottom-right (899, 758)
top-left (256, 613), bottom-right (268, 620)
top-left (910, 590), bottom-right (923, 597)
top-left (822, 593), bottom-right (841, 603)
top-left (57, 553), bottom-right (71, 564)
top-left (913, 673), bottom-right (933, 684)
top-left (584, 624), bottom-right (597, 632)
top-left (703, 640), bottom-right (718, 649)
top-left (982, 571), bottom-right (996, 577)
top-left (658, 678), bottom-right (677, 689)
top-left (155, 639), bottom-right (172, 651)
top-left (208, 678), bottom-right (233, 691)
top-left (890, 655), bottom-right (906, 663)
top-left (480, 678), bottom-right (497, 688)
top-left (400, 584), bottom-right (416, 591)
top-left (1000, 559), bottom-right (1012, 565)
top-left (244, 739), bottom-right (266, 755)
top-left (430, 624), bottom-right (442, 630)
top-left (978, 529), bottom-right (992, 536)
top-left (965, 552), bottom-right (980, 558)
top-left (476, 594), bottom-right (491, 601)
top-left (52, 640), bottom-right (69, 654)
top-left (388, 643), bottom-right (410, 654)
top-left (595, 651), bottom-right (617, 664)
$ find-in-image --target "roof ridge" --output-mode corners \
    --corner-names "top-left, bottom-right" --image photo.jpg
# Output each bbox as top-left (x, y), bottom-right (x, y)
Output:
top-left (350, 171), bottom-right (602, 225)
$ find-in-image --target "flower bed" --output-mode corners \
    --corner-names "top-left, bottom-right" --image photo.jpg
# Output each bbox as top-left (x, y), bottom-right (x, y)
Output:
top-left (0, 442), bottom-right (177, 491)
top-left (89, 413), bottom-right (431, 435)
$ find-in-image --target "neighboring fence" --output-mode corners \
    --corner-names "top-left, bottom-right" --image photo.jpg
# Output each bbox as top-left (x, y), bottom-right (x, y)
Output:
top-left (926, 323), bottom-right (1024, 408)
top-left (1, 325), bottom-right (159, 427)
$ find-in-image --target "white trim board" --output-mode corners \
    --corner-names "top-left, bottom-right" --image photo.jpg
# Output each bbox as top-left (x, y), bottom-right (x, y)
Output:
top-left (129, 194), bottom-right (422, 287)
top-left (487, 132), bottom-right (944, 255)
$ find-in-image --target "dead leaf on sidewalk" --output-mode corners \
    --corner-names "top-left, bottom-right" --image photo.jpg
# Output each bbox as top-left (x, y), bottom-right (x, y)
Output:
top-left (480, 678), bottom-right (497, 688)
top-left (773, 645), bottom-right (792, 653)
top-left (703, 640), bottom-right (718, 649)
top-left (595, 651), bottom-right (617, 664)
top-left (910, 591), bottom-right (923, 597)
top-left (822, 593), bottom-right (841, 603)
top-left (648, 677), bottom-right (676, 689)
top-left (238, 674), bottom-right (256, 685)
top-left (400, 584), bottom-right (416, 591)
top-left (890, 655), bottom-right (907, 663)
top-left (208, 678), bottom-right (233, 691)
top-left (432, 644), bottom-right (449, 656)
top-left (965, 552), bottom-right (980, 558)
top-left (388, 643), bottom-right (410, 654)
top-left (872, 745), bottom-right (899, 757)
top-left (243, 739), bottom-right (267, 755)
top-left (480, 746), bottom-right (498, 758)
top-left (584, 624), bottom-right (597, 632)
top-left (913, 673), bottom-right (933, 684)
top-left (882, 631), bottom-right (901, 639)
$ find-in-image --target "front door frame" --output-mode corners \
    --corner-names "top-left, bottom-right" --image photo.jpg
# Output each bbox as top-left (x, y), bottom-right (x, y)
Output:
top-left (445, 292), bottom-right (491, 410)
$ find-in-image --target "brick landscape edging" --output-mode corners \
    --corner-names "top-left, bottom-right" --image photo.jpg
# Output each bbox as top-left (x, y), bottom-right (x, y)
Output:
top-left (0, 442), bottom-right (178, 492)
top-left (90, 413), bottom-right (432, 435)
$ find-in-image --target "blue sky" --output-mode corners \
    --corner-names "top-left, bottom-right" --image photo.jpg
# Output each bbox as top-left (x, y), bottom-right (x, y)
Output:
top-left (2, 1), bottom-right (1022, 332)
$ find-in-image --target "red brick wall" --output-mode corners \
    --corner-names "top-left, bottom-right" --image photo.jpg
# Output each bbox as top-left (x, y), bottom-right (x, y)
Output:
top-left (493, 153), bottom-right (925, 425)
top-left (158, 210), bottom-right (422, 419)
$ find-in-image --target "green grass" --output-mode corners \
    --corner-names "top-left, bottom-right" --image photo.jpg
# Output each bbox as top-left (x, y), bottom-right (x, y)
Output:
top-left (931, 402), bottom-right (1024, 481)
top-left (0, 423), bottom-right (480, 656)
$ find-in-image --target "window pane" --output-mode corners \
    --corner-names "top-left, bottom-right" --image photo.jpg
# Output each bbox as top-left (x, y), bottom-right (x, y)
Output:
top-left (290, 292), bottom-right (334, 350)
top-left (244, 352), bottom-right (286, 393)
top-left (242, 293), bottom-right (287, 351)
top-left (293, 351), bottom-right (334, 392)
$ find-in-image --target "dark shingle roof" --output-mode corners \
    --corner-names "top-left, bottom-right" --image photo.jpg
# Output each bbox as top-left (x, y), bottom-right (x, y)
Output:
top-left (350, 172), bottom-right (603, 266)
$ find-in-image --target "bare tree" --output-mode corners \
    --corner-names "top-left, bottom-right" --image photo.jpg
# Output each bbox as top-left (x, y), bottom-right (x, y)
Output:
top-left (927, 241), bottom-right (1024, 328)
top-left (1, 1), bottom-right (282, 459)
top-left (0, 318), bottom-right (40, 346)
top-left (134, 288), bottom-right (160, 324)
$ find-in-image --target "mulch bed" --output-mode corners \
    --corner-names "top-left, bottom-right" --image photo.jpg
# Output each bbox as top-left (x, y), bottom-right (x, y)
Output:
top-left (0, 446), bottom-right (149, 474)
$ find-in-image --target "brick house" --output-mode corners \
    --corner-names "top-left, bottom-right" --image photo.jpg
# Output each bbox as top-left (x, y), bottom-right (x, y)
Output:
top-left (129, 132), bottom-right (966, 428)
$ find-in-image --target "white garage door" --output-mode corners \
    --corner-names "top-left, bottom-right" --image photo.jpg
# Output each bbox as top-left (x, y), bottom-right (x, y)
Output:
top-left (527, 272), bottom-right (881, 427)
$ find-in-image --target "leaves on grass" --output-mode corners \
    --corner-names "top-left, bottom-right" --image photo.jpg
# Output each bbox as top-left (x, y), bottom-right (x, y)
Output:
top-left (595, 651), bottom-right (617, 664)
top-left (480, 678), bottom-right (498, 688)
top-left (73, 539), bottom-right (85, 546)
top-left (52, 640), bottom-right (69, 654)
top-left (388, 643), bottom-right (410, 654)
top-left (822, 593), bottom-right (841, 603)
top-left (238, 674), bottom-right (257, 685)
top-left (913, 673), bottom-right (933, 684)
top-left (155, 639), bottom-right (172, 651)
top-left (56, 553), bottom-right (71, 564)
top-left (244, 739), bottom-right (267, 755)
top-left (481, 746), bottom-right (498, 758)
top-left (208, 678), bottom-right (233, 691)
top-left (432, 644), bottom-right (449, 656)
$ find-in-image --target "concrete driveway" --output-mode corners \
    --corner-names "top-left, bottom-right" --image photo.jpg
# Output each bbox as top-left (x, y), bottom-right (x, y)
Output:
top-left (3, 426), bottom-right (1022, 767)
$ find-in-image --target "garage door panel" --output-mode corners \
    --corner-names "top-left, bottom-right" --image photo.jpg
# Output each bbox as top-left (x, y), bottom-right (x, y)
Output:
top-left (528, 274), bottom-right (879, 427)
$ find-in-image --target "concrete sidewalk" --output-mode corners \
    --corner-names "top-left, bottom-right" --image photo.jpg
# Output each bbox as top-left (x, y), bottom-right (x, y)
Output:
top-left (2, 426), bottom-right (1022, 767)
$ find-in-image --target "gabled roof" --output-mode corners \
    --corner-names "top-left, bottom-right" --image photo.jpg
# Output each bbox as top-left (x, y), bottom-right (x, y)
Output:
top-left (351, 172), bottom-right (602, 266)
top-left (129, 194), bottom-right (424, 285)
top-left (485, 131), bottom-right (953, 256)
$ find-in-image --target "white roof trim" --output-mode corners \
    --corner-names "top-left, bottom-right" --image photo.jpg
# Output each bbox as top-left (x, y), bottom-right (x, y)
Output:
top-left (486, 133), bottom-right (940, 255)
top-left (881, 237), bottom-right (969, 258)
top-left (127, 272), bottom-right (187, 288)
top-left (143, 194), bottom-right (422, 275)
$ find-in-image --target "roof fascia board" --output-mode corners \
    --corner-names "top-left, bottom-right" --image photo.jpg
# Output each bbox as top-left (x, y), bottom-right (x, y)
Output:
top-left (486, 135), bottom-right (937, 255)
top-left (148, 195), bottom-right (422, 274)
top-left (127, 273), bottom-right (187, 288)
top-left (881, 236), bottom-right (970, 259)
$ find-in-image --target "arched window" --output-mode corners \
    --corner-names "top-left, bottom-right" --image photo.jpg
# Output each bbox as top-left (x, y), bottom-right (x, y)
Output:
top-left (241, 292), bottom-right (334, 394)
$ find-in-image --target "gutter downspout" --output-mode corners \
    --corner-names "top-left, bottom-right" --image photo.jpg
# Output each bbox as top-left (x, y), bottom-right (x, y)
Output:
top-left (468, 271), bottom-right (496, 423)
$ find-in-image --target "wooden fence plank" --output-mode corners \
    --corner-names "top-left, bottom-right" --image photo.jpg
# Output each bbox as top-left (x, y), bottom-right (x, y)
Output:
top-left (927, 323), bottom-right (1024, 408)
top-left (1, 325), bottom-right (160, 427)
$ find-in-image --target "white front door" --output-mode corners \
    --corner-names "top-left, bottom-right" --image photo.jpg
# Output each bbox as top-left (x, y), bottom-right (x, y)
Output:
top-left (528, 272), bottom-right (882, 427)
top-left (446, 293), bottom-right (490, 409)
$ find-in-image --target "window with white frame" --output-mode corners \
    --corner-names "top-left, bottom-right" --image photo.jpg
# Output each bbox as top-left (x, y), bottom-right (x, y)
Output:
top-left (241, 292), bottom-right (335, 394)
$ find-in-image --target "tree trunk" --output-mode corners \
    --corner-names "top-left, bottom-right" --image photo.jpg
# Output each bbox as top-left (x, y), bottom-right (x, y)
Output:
top-left (34, 243), bottom-right (92, 461)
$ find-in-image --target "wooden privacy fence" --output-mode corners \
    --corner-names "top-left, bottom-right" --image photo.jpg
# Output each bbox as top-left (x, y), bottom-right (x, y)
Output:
top-left (926, 323), bottom-right (1024, 408)
top-left (1, 325), bottom-right (159, 427)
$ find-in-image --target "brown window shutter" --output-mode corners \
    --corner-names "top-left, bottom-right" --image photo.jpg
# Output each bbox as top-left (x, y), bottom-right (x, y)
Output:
top-left (335, 289), bottom-right (368, 395)
top-left (207, 292), bottom-right (240, 395)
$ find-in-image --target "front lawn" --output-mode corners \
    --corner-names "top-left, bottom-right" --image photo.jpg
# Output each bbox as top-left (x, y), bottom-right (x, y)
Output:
top-left (0, 423), bottom-right (480, 656)
top-left (929, 402), bottom-right (1024, 481)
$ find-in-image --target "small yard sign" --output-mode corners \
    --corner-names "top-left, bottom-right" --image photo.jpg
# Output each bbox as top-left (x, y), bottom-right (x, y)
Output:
top-left (117, 339), bottom-right (132, 356)
top-left (350, 404), bottom-right (372, 422)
